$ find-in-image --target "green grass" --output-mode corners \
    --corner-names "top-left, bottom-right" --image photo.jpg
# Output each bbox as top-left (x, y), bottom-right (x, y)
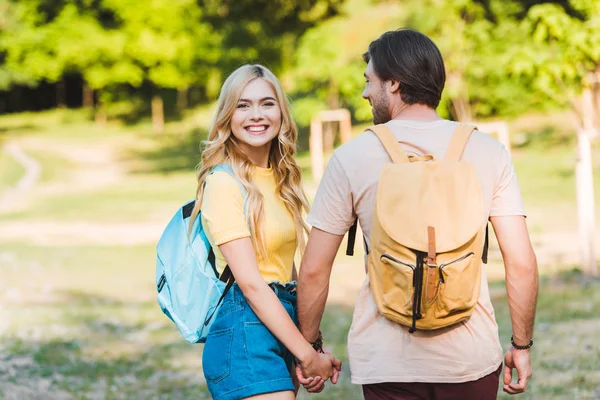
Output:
top-left (2, 243), bottom-right (600, 399)
top-left (4, 172), bottom-right (194, 223)
top-left (0, 150), bottom-right (25, 193)
top-left (1, 108), bottom-right (599, 398)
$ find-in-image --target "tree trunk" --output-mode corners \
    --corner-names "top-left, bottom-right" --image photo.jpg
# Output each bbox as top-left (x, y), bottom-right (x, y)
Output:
top-left (177, 87), bottom-right (188, 114)
top-left (447, 71), bottom-right (472, 122)
top-left (83, 83), bottom-right (94, 109)
top-left (577, 85), bottom-right (598, 275)
top-left (152, 94), bottom-right (165, 134)
top-left (593, 65), bottom-right (600, 136)
top-left (451, 97), bottom-right (472, 123)
top-left (95, 104), bottom-right (107, 126)
top-left (56, 80), bottom-right (66, 109)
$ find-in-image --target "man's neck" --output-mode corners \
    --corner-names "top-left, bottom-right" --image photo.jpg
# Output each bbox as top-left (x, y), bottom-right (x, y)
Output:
top-left (391, 103), bottom-right (442, 122)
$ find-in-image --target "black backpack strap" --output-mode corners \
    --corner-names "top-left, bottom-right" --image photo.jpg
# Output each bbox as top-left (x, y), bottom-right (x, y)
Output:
top-left (482, 224), bottom-right (489, 264)
top-left (204, 265), bottom-right (235, 326)
top-left (207, 247), bottom-right (218, 277)
top-left (346, 218), bottom-right (358, 256)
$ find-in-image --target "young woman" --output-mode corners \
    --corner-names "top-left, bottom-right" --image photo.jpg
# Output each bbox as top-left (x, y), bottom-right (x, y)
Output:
top-left (191, 64), bottom-right (341, 400)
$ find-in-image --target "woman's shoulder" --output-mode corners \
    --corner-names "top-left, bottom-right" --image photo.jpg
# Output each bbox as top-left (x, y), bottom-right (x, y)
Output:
top-left (204, 169), bottom-right (241, 193)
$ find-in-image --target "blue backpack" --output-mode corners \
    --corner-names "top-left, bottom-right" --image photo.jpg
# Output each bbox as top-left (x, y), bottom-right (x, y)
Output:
top-left (155, 164), bottom-right (245, 343)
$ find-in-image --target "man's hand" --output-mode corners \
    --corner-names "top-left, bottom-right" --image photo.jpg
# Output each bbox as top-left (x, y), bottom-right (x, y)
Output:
top-left (296, 365), bottom-right (325, 393)
top-left (503, 347), bottom-right (532, 395)
top-left (296, 350), bottom-right (342, 393)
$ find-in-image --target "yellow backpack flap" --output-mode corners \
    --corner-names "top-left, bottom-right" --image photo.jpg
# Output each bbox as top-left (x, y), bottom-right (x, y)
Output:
top-left (363, 124), bottom-right (486, 332)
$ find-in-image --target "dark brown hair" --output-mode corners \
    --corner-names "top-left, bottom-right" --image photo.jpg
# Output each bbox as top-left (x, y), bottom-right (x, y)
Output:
top-left (363, 29), bottom-right (446, 109)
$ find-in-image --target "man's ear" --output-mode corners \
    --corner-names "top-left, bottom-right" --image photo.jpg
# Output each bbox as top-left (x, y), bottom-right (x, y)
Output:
top-left (388, 80), bottom-right (401, 93)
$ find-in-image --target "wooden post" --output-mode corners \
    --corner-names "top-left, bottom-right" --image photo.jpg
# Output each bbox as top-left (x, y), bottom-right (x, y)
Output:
top-left (577, 84), bottom-right (598, 275)
top-left (469, 121), bottom-right (511, 156)
top-left (309, 109), bottom-right (352, 182)
top-left (310, 118), bottom-right (324, 181)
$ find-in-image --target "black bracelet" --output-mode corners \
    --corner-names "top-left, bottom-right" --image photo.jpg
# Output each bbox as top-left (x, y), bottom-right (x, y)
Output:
top-left (311, 331), bottom-right (324, 353)
top-left (511, 336), bottom-right (533, 350)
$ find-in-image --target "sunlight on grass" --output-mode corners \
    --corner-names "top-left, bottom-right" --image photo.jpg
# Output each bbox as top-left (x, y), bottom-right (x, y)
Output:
top-left (2, 242), bottom-right (600, 399)
top-left (1, 109), bottom-right (599, 398)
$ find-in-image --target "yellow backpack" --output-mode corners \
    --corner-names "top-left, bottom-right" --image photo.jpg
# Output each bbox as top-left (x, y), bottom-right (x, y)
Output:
top-left (347, 124), bottom-right (488, 332)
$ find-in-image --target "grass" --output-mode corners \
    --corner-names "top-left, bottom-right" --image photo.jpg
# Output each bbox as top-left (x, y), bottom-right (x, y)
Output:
top-left (2, 243), bottom-right (600, 399)
top-left (1, 108), bottom-right (599, 398)
top-left (4, 172), bottom-right (194, 223)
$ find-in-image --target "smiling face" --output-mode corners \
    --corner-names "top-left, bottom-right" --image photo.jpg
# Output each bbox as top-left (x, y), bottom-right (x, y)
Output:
top-left (230, 78), bottom-right (281, 164)
top-left (362, 60), bottom-right (392, 125)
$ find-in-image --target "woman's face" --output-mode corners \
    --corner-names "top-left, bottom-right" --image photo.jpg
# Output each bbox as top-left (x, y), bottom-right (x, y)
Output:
top-left (230, 78), bottom-right (282, 162)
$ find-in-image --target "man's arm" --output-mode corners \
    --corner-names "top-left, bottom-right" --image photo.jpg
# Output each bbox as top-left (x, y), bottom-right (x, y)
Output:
top-left (297, 227), bottom-right (345, 343)
top-left (490, 215), bottom-right (538, 395)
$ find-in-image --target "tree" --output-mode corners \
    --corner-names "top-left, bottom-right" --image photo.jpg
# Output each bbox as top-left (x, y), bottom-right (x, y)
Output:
top-left (505, 0), bottom-right (599, 274)
top-left (101, 0), bottom-right (220, 132)
top-left (290, 0), bottom-right (402, 136)
top-left (199, 0), bottom-right (345, 75)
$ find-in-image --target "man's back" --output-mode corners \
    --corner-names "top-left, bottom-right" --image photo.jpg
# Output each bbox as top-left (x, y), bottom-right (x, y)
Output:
top-left (308, 118), bottom-right (526, 383)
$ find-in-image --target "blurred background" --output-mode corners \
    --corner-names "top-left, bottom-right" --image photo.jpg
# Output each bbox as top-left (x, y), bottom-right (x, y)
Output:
top-left (0, 0), bottom-right (599, 398)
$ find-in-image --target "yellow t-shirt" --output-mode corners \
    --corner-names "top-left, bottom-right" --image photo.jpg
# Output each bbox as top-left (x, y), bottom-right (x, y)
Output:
top-left (200, 166), bottom-right (297, 283)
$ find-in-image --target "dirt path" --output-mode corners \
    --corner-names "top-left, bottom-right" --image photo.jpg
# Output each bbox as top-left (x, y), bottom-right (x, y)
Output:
top-left (0, 136), bottom-right (597, 272)
top-left (0, 143), bottom-right (41, 211)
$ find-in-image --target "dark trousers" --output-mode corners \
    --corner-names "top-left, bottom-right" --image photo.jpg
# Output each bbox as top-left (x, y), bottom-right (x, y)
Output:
top-left (362, 365), bottom-right (502, 400)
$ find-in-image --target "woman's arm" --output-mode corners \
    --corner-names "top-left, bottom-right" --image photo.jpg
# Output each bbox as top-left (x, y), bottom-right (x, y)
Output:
top-left (220, 237), bottom-right (340, 379)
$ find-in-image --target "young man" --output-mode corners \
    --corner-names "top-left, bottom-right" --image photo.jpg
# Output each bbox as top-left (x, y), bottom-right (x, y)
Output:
top-left (297, 29), bottom-right (538, 398)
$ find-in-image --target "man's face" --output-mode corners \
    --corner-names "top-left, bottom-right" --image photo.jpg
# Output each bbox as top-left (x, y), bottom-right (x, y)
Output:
top-left (362, 60), bottom-right (392, 124)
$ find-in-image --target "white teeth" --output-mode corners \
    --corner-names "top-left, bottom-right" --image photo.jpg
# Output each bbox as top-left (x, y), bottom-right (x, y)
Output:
top-left (247, 126), bottom-right (266, 132)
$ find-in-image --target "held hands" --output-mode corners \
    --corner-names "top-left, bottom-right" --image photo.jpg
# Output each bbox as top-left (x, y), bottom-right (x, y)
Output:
top-left (295, 350), bottom-right (342, 393)
top-left (503, 347), bottom-right (532, 395)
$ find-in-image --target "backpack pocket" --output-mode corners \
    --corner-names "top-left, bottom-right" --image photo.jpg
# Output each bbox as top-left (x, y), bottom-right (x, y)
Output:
top-left (380, 253), bottom-right (415, 317)
top-left (435, 252), bottom-right (478, 317)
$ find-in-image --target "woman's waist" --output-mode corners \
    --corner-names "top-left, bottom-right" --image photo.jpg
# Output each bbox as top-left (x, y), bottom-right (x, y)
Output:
top-left (217, 263), bottom-right (293, 285)
top-left (226, 280), bottom-right (297, 305)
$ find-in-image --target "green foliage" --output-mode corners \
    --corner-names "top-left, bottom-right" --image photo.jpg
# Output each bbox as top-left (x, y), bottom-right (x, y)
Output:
top-left (200, 0), bottom-right (345, 74)
top-left (289, 0), bottom-right (402, 126)
top-left (0, 0), bottom-right (343, 116)
top-left (505, 0), bottom-right (600, 107)
top-left (103, 0), bottom-right (219, 90)
top-left (1, 0), bottom-right (599, 124)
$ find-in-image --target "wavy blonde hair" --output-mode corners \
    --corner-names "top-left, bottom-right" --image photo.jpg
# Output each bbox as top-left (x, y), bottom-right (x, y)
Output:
top-left (190, 64), bottom-right (310, 261)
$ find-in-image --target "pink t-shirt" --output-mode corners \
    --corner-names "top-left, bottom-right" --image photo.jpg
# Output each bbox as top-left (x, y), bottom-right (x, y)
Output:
top-left (307, 119), bottom-right (526, 384)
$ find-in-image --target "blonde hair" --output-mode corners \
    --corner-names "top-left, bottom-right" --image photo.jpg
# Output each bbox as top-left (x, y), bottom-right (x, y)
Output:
top-left (190, 64), bottom-right (310, 261)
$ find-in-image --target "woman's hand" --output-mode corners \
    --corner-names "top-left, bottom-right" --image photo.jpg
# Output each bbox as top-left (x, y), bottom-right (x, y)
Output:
top-left (296, 350), bottom-right (341, 393)
top-left (299, 350), bottom-right (342, 382)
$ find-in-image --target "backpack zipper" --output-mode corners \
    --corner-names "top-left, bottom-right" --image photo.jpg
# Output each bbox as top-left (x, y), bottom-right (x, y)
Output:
top-left (380, 254), bottom-right (416, 271)
top-left (381, 254), bottom-right (416, 287)
top-left (438, 252), bottom-right (475, 283)
top-left (157, 273), bottom-right (166, 292)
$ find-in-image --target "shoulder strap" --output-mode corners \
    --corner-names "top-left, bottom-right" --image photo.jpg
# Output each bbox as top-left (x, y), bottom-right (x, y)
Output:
top-left (346, 218), bottom-right (358, 256)
top-left (369, 125), bottom-right (410, 164)
top-left (444, 124), bottom-right (476, 162)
